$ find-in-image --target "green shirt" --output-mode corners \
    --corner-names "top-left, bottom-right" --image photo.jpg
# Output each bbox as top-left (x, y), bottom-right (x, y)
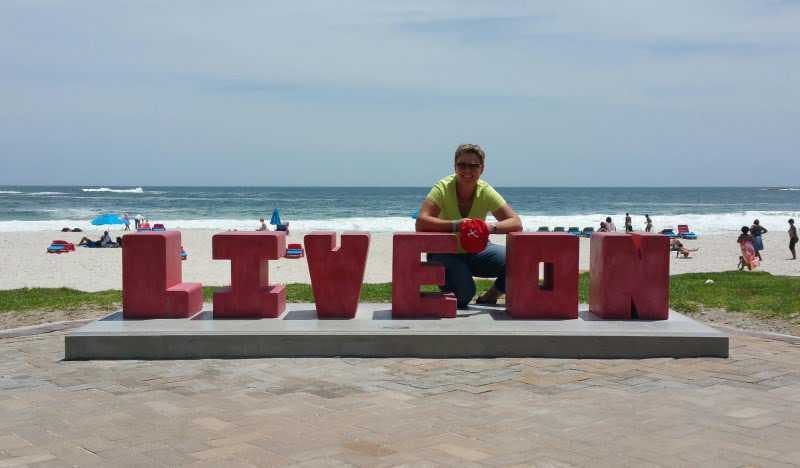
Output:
top-left (426, 175), bottom-right (506, 221)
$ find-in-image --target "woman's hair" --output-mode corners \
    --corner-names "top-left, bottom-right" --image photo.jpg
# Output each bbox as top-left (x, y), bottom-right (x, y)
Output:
top-left (753, 219), bottom-right (760, 225)
top-left (741, 226), bottom-right (749, 234)
top-left (454, 144), bottom-right (486, 165)
top-left (789, 218), bottom-right (795, 224)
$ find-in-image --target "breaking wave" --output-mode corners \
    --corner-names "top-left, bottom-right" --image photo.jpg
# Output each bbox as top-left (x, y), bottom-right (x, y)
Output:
top-left (1, 211), bottom-right (798, 233)
top-left (81, 187), bottom-right (144, 193)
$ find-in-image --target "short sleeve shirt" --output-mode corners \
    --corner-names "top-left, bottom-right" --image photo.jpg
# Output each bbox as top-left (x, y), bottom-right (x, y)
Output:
top-left (426, 175), bottom-right (506, 221)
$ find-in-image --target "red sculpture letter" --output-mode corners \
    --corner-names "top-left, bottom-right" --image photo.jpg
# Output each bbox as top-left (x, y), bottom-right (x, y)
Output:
top-left (505, 232), bottom-right (579, 319)
top-left (589, 232), bottom-right (669, 320)
top-left (122, 231), bottom-right (203, 319)
top-left (305, 231), bottom-right (370, 319)
top-left (212, 232), bottom-right (287, 318)
top-left (392, 233), bottom-right (458, 318)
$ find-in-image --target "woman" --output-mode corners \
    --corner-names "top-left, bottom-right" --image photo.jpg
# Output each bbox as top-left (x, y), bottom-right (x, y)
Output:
top-left (737, 226), bottom-right (759, 271)
top-left (416, 144), bottom-right (522, 308)
top-left (645, 214), bottom-right (653, 233)
top-left (750, 219), bottom-right (768, 260)
top-left (789, 218), bottom-right (798, 260)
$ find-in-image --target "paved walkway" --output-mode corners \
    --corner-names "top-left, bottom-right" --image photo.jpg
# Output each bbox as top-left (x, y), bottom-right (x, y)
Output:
top-left (1, 330), bottom-right (799, 467)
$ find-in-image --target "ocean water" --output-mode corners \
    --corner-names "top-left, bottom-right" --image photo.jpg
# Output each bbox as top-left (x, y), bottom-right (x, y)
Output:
top-left (0, 185), bottom-right (798, 234)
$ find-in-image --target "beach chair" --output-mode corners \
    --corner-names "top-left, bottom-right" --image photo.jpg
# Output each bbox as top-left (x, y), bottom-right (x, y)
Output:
top-left (553, 226), bottom-right (565, 232)
top-left (567, 227), bottom-right (581, 236)
top-left (152, 223), bottom-right (166, 231)
top-left (677, 224), bottom-right (697, 240)
top-left (47, 240), bottom-right (75, 254)
top-left (536, 226), bottom-right (550, 232)
top-left (285, 243), bottom-right (304, 259)
top-left (137, 223), bottom-right (151, 231)
top-left (660, 228), bottom-right (678, 238)
top-left (581, 227), bottom-right (595, 237)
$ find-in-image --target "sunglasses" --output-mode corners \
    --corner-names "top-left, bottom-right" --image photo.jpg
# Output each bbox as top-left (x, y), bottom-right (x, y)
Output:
top-left (456, 162), bottom-right (482, 170)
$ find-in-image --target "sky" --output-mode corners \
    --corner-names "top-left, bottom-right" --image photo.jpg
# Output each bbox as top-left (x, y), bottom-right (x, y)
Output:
top-left (1, 0), bottom-right (798, 187)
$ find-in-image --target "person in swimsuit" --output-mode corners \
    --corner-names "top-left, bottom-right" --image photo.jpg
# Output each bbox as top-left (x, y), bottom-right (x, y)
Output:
top-left (416, 144), bottom-right (522, 308)
top-left (789, 219), bottom-right (798, 260)
top-left (645, 214), bottom-right (653, 233)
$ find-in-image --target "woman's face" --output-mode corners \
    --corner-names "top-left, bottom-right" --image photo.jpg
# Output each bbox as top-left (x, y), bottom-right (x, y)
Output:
top-left (454, 152), bottom-right (484, 184)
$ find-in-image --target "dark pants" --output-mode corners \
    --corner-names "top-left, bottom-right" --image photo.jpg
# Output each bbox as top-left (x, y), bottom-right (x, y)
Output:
top-left (428, 243), bottom-right (506, 308)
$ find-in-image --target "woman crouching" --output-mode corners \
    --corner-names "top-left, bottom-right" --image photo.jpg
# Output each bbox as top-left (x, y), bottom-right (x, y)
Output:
top-left (415, 144), bottom-right (522, 308)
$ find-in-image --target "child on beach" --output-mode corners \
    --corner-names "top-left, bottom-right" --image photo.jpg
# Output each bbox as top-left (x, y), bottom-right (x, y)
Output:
top-left (737, 226), bottom-right (760, 271)
top-left (789, 219), bottom-right (798, 260)
top-left (256, 218), bottom-right (268, 231)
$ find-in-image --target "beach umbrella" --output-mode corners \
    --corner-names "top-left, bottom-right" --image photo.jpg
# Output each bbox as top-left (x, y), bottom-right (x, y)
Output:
top-left (91, 213), bottom-right (125, 226)
top-left (270, 208), bottom-right (282, 226)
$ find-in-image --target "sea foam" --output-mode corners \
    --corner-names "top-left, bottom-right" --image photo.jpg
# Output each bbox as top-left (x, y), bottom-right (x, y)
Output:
top-left (1, 211), bottom-right (798, 234)
top-left (81, 187), bottom-right (145, 193)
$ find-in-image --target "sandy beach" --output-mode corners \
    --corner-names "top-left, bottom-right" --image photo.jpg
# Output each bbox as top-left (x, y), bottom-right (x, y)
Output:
top-left (1, 229), bottom-right (798, 292)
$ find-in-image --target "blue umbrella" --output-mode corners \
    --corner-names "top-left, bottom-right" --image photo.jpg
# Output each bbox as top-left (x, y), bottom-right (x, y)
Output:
top-left (91, 213), bottom-right (125, 226)
top-left (269, 208), bottom-right (282, 226)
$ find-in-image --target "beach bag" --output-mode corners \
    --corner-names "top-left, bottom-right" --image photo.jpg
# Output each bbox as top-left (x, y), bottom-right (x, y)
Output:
top-left (459, 218), bottom-right (490, 254)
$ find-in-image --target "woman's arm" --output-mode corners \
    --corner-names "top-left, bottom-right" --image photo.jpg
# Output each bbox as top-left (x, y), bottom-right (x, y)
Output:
top-left (415, 199), bottom-right (457, 232)
top-left (490, 204), bottom-right (523, 234)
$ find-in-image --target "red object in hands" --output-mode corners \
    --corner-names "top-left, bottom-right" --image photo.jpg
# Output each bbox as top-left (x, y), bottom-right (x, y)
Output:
top-left (459, 218), bottom-right (490, 253)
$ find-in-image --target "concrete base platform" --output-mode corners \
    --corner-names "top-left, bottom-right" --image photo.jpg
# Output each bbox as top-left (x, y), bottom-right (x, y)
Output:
top-left (65, 303), bottom-right (728, 360)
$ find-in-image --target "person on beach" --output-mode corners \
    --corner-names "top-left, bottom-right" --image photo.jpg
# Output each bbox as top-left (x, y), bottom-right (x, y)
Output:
top-left (645, 214), bottom-right (653, 232)
top-left (789, 219), bottom-right (798, 260)
top-left (670, 238), bottom-right (698, 258)
top-left (737, 226), bottom-right (759, 271)
top-left (750, 219), bottom-right (768, 260)
top-left (598, 221), bottom-right (609, 232)
top-left (78, 231), bottom-right (114, 248)
top-left (122, 213), bottom-right (130, 231)
top-left (134, 214), bottom-right (143, 230)
top-left (256, 218), bottom-right (268, 231)
top-left (416, 144), bottom-right (522, 308)
top-left (624, 213), bottom-right (632, 233)
top-left (605, 216), bottom-right (617, 232)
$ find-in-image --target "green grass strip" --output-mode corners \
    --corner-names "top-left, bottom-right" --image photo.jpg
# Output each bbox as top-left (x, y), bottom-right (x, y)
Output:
top-left (1, 272), bottom-right (798, 319)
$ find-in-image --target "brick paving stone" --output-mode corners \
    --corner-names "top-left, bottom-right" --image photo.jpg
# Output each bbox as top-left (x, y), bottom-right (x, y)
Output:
top-left (2, 331), bottom-right (800, 466)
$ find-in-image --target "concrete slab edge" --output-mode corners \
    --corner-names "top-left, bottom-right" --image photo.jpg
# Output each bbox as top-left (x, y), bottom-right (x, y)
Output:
top-left (65, 334), bottom-right (729, 360)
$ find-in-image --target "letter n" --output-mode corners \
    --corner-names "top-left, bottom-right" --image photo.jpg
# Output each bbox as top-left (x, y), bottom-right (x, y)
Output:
top-left (305, 231), bottom-right (369, 318)
top-left (506, 232), bottom-right (579, 319)
top-left (589, 232), bottom-right (669, 320)
top-left (212, 232), bottom-right (287, 318)
top-left (122, 231), bottom-right (203, 318)
top-left (392, 233), bottom-right (457, 318)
